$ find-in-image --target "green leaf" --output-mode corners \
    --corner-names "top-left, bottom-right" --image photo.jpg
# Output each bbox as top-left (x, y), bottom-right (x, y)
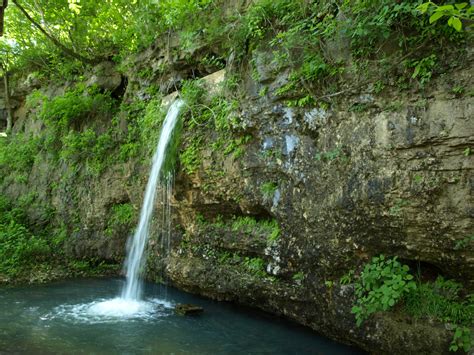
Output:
top-left (438, 5), bottom-right (454, 11)
top-left (412, 65), bottom-right (421, 79)
top-left (417, 3), bottom-right (430, 14)
top-left (451, 17), bottom-right (463, 32)
top-left (455, 3), bottom-right (468, 10)
top-left (429, 11), bottom-right (444, 23)
top-left (454, 327), bottom-right (463, 338)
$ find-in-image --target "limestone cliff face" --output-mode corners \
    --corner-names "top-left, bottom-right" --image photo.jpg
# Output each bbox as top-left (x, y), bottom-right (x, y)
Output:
top-left (0, 33), bottom-right (472, 353)
top-left (163, 48), bottom-right (473, 353)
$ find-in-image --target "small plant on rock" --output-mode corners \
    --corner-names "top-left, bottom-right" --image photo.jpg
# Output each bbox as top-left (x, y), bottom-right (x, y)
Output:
top-left (351, 255), bottom-right (416, 326)
top-left (261, 181), bottom-right (277, 200)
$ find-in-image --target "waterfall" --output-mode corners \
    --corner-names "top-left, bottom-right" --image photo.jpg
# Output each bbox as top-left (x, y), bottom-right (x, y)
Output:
top-left (121, 99), bottom-right (183, 301)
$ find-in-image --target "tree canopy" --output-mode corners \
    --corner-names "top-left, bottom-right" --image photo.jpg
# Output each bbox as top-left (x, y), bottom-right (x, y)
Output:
top-left (0, 0), bottom-right (472, 77)
top-left (0, 0), bottom-right (214, 72)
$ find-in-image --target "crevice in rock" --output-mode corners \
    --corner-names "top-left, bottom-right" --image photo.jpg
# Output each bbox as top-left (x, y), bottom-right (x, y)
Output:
top-left (112, 76), bottom-right (127, 100)
top-left (399, 259), bottom-right (444, 282)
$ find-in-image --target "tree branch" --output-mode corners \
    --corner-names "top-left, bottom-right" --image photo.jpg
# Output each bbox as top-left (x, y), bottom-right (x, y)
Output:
top-left (1, 62), bottom-right (13, 133)
top-left (11, 0), bottom-right (96, 64)
top-left (0, 0), bottom-right (8, 37)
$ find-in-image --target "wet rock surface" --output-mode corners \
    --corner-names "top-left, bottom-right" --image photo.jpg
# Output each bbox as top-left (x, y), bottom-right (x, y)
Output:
top-left (175, 303), bottom-right (204, 316)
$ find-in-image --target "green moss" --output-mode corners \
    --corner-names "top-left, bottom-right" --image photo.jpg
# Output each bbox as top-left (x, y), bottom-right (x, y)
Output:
top-left (105, 203), bottom-right (137, 237)
top-left (243, 256), bottom-right (267, 277)
top-left (261, 182), bottom-right (278, 200)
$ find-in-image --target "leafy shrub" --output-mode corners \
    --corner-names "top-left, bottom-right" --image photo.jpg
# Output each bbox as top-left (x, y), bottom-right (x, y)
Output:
top-left (0, 217), bottom-right (50, 277)
top-left (404, 276), bottom-right (473, 352)
top-left (230, 216), bottom-right (280, 242)
top-left (352, 255), bottom-right (416, 326)
top-left (41, 85), bottom-right (114, 130)
top-left (106, 203), bottom-right (137, 236)
top-left (59, 128), bottom-right (115, 176)
top-left (0, 134), bottom-right (41, 179)
top-left (450, 326), bottom-right (473, 353)
top-left (405, 276), bottom-right (473, 324)
top-left (417, 2), bottom-right (474, 32)
top-left (353, 255), bottom-right (473, 352)
top-left (137, 98), bottom-right (168, 154)
top-left (179, 135), bottom-right (203, 175)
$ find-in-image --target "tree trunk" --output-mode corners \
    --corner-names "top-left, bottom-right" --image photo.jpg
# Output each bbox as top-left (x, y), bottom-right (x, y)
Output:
top-left (0, 0), bottom-right (8, 37)
top-left (1, 66), bottom-right (13, 133)
top-left (11, 0), bottom-right (96, 65)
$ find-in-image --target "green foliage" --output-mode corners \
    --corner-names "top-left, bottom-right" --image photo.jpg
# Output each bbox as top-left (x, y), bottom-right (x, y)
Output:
top-left (292, 271), bottom-right (305, 282)
top-left (243, 256), bottom-right (267, 277)
top-left (450, 326), bottom-right (473, 353)
top-left (60, 129), bottom-right (114, 175)
top-left (352, 255), bottom-right (416, 326)
top-left (198, 214), bottom-right (281, 244)
top-left (405, 276), bottom-right (473, 325)
top-left (179, 77), bottom-right (246, 173)
top-left (0, 134), bottom-right (41, 180)
top-left (418, 2), bottom-right (474, 32)
top-left (340, 269), bottom-right (355, 285)
top-left (345, 0), bottom-right (423, 56)
top-left (68, 258), bottom-right (120, 276)
top-left (315, 148), bottom-right (348, 162)
top-left (105, 203), bottom-right (137, 236)
top-left (230, 216), bottom-right (280, 242)
top-left (20, 84), bottom-right (122, 176)
top-left (179, 135), bottom-right (203, 175)
top-left (0, 221), bottom-right (51, 277)
top-left (405, 276), bottom-right (473, 352)
top-left (406, 54), bottom-right (437, 87)
top-left (454, 235), bottom-right (474, 250)
top-left (261, 182), bottom-right (278, 200)
top-left (0, 197), bottom-right (51, 278)
top-left (352, 255), bottom-right (473, 352)
top-left (25, 89), bottom-right (48, 111)
top-left (40, 84), bottom-right (115, 132)
top-left (325, 280), bottom-right (334, 288)
top-left (181, 79), bottom-right (238, 131)
top-left (138, 98), bottom-right (167, 153)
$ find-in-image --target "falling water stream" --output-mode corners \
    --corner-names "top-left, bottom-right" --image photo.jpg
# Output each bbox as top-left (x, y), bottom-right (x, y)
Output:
top-left (121, 99), bottom-right (183, 301)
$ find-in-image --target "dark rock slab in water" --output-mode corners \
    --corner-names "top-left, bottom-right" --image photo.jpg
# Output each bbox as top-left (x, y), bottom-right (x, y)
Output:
top-left (175, 303), bottom-right (204, 316)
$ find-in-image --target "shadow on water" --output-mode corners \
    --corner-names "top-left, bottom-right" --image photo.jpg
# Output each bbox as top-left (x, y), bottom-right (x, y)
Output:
top-left (0, 278), bottom-right (366, 354)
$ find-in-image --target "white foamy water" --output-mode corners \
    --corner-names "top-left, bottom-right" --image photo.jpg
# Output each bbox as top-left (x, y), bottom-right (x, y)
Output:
top-left (42, 298), bottom-right (173, 324)
top-left (121, 100), bottom-right (183, 301)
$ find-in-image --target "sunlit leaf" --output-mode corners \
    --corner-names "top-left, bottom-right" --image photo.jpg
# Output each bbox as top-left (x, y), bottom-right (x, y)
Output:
top-left (451, 17), bottom-right (463, 31)
top-left (429, 11), bottom-right (444, 23)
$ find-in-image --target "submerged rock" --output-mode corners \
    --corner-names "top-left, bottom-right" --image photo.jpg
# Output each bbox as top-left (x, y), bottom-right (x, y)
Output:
top-left (175, 304), bottom-right (204, 316)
